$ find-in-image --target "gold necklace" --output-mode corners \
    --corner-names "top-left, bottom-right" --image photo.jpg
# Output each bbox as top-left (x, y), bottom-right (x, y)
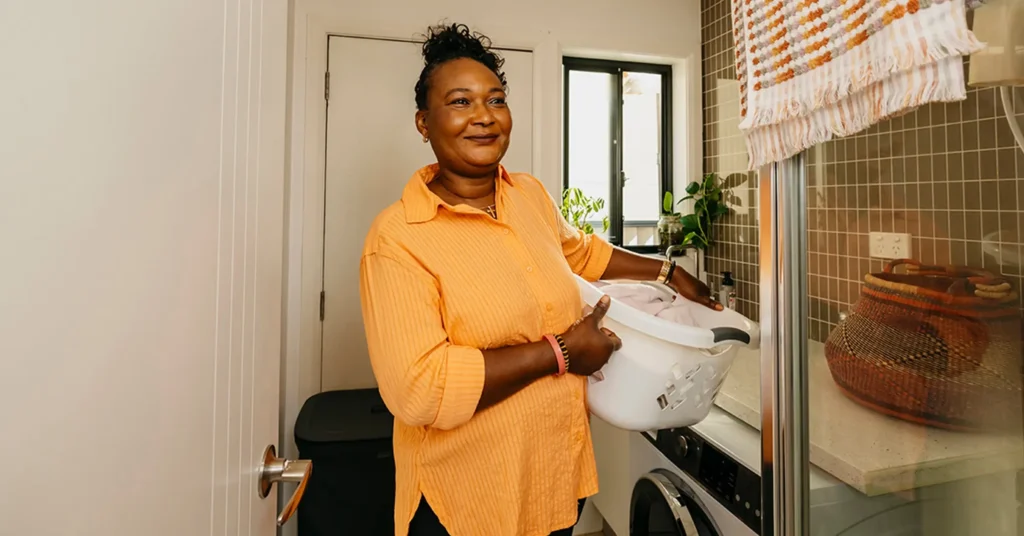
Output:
top-left (432, 175), bottom-right (495, 219)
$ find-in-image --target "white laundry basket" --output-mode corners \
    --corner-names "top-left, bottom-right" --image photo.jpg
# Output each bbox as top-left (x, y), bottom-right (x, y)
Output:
top-left (576, 275), bottom-right (759, 432)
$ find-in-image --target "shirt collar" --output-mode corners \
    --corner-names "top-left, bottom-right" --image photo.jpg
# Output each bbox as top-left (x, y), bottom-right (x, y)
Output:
top-left (402, 164), bottom-right (512, 224)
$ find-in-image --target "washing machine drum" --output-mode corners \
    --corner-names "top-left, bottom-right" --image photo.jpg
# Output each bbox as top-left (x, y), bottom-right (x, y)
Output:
top-left (630, 469), bottom-right (719, 536)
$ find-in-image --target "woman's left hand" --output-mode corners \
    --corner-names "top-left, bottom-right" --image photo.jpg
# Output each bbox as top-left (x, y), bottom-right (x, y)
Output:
top-left (669, 268), bottom-right (722, 310)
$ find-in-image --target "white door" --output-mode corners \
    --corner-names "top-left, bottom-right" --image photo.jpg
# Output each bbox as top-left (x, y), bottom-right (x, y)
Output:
top-left (0, 1), bottom-right (303, 535)
top-left (320, 36), bottom-right (534, 391)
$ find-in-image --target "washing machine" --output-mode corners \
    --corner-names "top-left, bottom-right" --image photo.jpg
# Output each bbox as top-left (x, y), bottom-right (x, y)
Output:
top-left (627, 407), bottom-right (960, 536)
top-left (628, 408), bottom-right (758, 535)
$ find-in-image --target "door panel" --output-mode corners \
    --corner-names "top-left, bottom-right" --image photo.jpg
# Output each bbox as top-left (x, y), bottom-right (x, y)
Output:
top-left (630, 471), bottom-right (717, 536)
top-left (0, 0), bottom-right (288, 534)
top-left (591, 416), bottom-right (633, 534)
top-left (321, 36), bottom-right (534, 391)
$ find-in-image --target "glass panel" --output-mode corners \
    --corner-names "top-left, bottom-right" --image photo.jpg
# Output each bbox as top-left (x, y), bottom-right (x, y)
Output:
top-left (701, 0), bottom-right (1024, 533)
top-left (566, 69), bottom-right (613, 225)
top-left (621, 71), bottom-right (663, 223)
top-left (800, 83), bottom-right (1024, 534)
top-left (622, 223), bottom-right (657, 248)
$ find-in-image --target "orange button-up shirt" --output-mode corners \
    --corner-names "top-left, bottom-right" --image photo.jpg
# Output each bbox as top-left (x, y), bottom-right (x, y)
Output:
top-left (359, 164), bottom-right (613, 536)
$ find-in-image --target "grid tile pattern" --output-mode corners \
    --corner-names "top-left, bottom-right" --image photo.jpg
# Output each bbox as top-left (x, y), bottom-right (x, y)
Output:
top-left (701, 0), bottom-right (761, 321)
top-left (700, 0), bottom-right (1024, 341)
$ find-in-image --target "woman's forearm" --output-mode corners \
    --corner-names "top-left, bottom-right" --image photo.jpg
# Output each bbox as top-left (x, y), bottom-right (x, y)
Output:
top-left (600, 247), bottom-right (720, 309)
top-left (601, 246), bottom-right (672, 281)
top-left (476, 341), bottom-right (559, 412)
top-left (471, 250), bottom-right (711, 417)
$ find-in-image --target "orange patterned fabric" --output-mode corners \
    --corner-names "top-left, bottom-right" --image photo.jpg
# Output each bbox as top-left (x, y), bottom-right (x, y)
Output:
top-left (731, 0), bottom-right (987, 168)
top-left (360, 164), bottom-right (613, 536)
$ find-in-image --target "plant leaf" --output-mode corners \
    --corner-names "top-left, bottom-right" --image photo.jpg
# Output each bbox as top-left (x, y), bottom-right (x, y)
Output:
top-left (683, 231), bottom-right (700, 247)
top-left (663, 191), bottom-right (673, 213)
top-left (560, 187), bottom-right (610, 234)
top-left (685, 182), bottom-right (700, 195)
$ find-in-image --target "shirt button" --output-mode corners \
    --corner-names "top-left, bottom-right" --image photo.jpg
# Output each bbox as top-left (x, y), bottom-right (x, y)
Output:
top-left (503, 229), bottom-right (510, 235)
top-left (545, 303), bottom-right (553, 312)
top-left (526, 266), bottom-right (534, 273)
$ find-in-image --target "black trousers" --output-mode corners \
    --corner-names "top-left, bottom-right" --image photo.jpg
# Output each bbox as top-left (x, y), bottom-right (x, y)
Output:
top-left (408, 497), bottom-right (587, 536)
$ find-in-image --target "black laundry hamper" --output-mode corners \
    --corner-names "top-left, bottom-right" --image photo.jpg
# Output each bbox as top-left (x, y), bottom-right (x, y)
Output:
top-left (294, 388), bottom-right (395, 536)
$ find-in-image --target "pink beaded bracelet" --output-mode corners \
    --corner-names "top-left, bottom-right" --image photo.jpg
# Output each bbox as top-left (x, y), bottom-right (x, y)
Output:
top-left (543, 334), bottom-right (567, 376)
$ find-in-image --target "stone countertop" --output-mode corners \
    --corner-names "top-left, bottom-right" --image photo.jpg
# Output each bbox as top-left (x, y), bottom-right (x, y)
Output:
top-left (715, 341), bottom-right (1024, 496)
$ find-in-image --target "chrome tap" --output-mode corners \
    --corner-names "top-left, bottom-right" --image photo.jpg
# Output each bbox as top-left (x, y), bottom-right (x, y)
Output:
top-left (665, 244), bottom-right (693, 260)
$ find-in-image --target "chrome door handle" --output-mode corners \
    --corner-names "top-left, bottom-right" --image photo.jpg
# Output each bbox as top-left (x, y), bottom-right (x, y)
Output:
top-left (257, 445), bottom-right (312, 526)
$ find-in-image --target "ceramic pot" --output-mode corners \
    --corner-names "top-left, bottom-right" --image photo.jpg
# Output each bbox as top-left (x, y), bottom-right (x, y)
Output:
top-left (657, 214), bottom-right (684, 254)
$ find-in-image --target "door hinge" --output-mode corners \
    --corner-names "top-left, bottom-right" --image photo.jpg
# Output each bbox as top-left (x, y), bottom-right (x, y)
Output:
top-left (324, 71), bottom-right (330, 103)
top-left (319, 291), bottom-right (325, 321)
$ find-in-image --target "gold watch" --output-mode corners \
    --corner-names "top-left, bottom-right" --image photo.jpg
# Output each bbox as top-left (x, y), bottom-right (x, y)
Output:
top-left (656, 260), bottom-right (672, 284)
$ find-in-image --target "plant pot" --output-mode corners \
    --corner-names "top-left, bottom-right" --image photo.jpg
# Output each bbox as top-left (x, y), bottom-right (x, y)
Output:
top-left (657, 214), bottom-right (685, 254)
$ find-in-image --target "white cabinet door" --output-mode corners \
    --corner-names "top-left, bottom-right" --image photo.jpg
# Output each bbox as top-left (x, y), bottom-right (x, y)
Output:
top-left (321, 36), bottom-right (534, 391)
top-left (0, 1), bottom-right (297, 534)
top-left (589, 416), bottom-right (633, 536)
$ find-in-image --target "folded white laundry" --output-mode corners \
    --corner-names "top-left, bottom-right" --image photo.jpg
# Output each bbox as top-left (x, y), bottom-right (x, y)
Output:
top-left (599, 282), bottom-right (698, 327)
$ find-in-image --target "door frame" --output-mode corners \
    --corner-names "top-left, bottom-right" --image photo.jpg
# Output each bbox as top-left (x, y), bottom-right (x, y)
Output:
top-left (281, 13), bottom-right (562, 465)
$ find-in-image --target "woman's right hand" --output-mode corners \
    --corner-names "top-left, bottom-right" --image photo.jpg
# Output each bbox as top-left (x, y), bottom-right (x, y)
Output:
top-left (560, 295), bottom-right (622, 376)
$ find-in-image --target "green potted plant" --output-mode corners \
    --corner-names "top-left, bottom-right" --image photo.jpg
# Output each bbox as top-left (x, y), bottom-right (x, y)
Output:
top-left (658, 192), bottom-right (685, 255)
top-left (678, 172), bottom-right (730, 250)
top-left (560, 187), bottom-right (610, 235)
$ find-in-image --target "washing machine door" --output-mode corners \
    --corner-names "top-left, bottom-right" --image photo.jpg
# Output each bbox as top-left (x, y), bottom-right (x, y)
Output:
top-left (630, 469), bottom-right (720, 536)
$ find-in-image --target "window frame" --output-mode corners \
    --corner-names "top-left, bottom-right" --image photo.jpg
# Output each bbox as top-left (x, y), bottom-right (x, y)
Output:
top-left (562, 57), bottom-right (673, 253)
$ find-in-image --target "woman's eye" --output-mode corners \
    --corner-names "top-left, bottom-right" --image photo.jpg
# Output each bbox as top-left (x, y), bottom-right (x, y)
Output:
top-left (489, 97), bottom-right (507, 105)
top-left (450, 98), bottom-right (470, 105)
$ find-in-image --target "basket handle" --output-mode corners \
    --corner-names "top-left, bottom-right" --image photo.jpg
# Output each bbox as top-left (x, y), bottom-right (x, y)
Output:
top-left (885, 259), bottom-right (1012, 299)
top-left (883, 259), bottom-right (996, 279)
top-left (711, 327), bottom-right (751, 345)
top-left (948, 278), bottom-right (1014, 299)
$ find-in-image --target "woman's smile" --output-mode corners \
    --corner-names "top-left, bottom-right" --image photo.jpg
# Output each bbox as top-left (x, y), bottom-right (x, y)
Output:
top-left (464, 133), bottom-right (500, 144)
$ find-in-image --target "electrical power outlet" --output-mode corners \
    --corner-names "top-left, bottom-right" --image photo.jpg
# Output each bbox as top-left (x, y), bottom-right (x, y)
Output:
top-left (869, 232), bottom-right (912, 260)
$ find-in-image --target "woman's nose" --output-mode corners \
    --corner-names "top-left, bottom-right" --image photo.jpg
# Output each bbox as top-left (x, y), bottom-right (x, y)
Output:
top-left (471, 103), bottom-right (496, 125)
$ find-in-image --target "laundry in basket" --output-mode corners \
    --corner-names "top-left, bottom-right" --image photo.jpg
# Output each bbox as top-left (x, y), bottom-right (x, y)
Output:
top-left (596, 281), bottom-right (699, 327)
top-left (577, 275), bottom-right (759, 432)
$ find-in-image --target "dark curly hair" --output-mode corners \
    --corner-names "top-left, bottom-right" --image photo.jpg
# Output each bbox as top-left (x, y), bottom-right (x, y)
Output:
top-left (414, 23), bottom-right (507, 111)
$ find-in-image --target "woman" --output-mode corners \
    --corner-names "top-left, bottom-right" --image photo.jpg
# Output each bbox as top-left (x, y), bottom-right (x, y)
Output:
top-left (359, 23), bottom-right (720, 536)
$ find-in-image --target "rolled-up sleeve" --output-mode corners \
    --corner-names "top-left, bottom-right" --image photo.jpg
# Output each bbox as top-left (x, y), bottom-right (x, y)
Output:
top-left (359, 249), bottom-right (485, 430)
top-left (552, 198), bottom-right (614, 282)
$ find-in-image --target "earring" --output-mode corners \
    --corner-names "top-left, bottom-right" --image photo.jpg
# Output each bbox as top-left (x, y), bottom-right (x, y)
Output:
top-left (422, 136), bottom-right (429, 143)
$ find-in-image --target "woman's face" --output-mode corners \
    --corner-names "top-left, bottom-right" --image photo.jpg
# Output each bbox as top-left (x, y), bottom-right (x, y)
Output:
top-left (416, 58), bottom-right (513, 178)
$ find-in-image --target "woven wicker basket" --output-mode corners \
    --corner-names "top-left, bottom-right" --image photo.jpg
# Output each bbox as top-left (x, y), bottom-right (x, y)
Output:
top-left (824, 259), bottom-right (1023, 432)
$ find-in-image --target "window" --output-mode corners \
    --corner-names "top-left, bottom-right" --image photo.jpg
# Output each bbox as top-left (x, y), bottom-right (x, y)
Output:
top-left (563, 57), bottom-right (672, 252)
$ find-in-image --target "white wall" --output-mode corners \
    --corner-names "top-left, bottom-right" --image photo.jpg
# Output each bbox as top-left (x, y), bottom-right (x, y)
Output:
top-left (279, 0), bottom-right (703, 531)
top-left (298, 0), bottom-right (701, 58)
